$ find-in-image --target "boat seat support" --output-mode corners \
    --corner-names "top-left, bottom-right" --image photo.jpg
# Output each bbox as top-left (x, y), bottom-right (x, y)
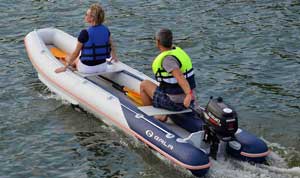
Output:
top-left (138, 106), bottom-right (192, 116)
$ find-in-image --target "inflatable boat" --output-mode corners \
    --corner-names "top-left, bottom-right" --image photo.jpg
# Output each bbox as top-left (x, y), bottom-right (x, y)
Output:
top-left (24, 28), bottom-right (270, 177)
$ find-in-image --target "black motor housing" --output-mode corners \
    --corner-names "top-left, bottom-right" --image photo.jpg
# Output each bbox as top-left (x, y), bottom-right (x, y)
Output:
top-left (203, 97), bottom-right (238, 140)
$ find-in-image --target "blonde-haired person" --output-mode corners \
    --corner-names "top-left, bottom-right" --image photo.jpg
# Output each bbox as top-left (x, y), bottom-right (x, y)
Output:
top-left (55, 3), bottom-right (118, 74)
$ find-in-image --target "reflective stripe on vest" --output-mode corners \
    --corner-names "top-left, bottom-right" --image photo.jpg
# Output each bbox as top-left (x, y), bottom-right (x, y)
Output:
top-left (80, 25), bottom-right (111, 63)
top-left (156, 69), bottom-right (194, 84)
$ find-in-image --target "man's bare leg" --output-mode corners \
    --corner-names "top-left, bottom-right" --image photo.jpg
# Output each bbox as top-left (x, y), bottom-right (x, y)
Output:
top-left (140, 80), bottom-right (157, 106)
top-left (140, 80), bottom-right (167, 122)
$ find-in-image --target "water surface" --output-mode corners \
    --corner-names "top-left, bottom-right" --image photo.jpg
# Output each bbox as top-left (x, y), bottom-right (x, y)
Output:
top-left (0, 0), bottom-right (299, 177)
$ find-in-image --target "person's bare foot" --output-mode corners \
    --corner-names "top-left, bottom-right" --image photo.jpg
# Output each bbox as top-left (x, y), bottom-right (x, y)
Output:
top-left (154, 115), bottom-right (168, 122)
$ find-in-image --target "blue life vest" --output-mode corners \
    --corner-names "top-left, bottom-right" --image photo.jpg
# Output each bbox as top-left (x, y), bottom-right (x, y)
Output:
top-left (80, 25), bottom-right (111, 66)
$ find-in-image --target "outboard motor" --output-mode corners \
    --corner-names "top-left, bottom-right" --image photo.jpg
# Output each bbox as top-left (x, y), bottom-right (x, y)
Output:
top-left (202, 97), bottom-right (238, 158)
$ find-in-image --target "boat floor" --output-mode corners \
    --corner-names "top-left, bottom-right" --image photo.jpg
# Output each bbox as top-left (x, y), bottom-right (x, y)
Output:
top-left (47, 44), bottom-right (193, 140)
top-left (86, 74), bottom-right (192, 139)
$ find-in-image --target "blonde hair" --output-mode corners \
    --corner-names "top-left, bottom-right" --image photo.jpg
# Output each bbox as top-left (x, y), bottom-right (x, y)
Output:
top-left (89, 3), bottom-right (105, 25)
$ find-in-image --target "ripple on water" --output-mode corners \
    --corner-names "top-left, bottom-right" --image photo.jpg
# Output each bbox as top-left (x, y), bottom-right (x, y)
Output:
top-left (1, 0), bottom-right (300, 178)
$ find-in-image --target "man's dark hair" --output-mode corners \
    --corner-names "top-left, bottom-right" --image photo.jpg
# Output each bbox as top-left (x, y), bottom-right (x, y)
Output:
top-left (156, 28), bottom-right (173, 48)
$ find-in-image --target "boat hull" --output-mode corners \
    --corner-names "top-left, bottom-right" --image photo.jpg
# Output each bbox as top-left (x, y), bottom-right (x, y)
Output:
top-left (24, 28), bottom-right (211, 177)
top-left (25, 27), bottom-right (269, 177)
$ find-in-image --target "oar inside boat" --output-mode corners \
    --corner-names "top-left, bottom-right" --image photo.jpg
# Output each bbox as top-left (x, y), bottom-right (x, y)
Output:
top-left (49, 47), bottom-right (143, 105)
top-left (50, 47), bottom-right (67, 61)
top-left (99, 76), bottom-right (143, 106)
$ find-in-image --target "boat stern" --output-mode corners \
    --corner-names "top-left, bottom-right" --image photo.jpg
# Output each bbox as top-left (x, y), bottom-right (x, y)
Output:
top-left (226, 129), bottom-right (270, 163)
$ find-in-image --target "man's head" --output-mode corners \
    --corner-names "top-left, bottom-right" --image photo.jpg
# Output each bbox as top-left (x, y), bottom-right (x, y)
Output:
top-left (155, 28), bottom-right (173, 49)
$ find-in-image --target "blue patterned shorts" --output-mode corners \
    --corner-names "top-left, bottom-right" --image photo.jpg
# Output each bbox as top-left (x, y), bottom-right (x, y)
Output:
top-left (152, 87), bottom-right (186, 111)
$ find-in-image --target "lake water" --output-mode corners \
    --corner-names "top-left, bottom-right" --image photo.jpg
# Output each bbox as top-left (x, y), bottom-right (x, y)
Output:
top-left (0, 0), bottom-right (299, 177)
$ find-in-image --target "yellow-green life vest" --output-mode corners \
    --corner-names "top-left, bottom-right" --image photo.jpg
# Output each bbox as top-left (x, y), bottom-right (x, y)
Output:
top-left (152, 46), bottom-right (196, 94)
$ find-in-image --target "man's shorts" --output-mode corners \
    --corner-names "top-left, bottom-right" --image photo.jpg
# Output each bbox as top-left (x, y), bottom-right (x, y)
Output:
top-left (152, 87), bottom-right (186, 111)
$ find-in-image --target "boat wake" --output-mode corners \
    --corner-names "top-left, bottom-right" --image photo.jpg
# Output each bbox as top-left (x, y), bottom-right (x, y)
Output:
top-left (38, 88), bottom-right (72, 105)
top-left (128, 134), bottom-right (300, 178)
top-left (40, 91), bottom-right (300, 178)
top-left (208, 156), bottom-right (299, 178)
top-left (202, 141), bottom-right (300, 178)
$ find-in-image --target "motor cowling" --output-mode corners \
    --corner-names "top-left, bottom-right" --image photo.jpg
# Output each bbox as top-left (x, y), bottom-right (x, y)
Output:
top-left (203, 97), bottom-right (238, 141)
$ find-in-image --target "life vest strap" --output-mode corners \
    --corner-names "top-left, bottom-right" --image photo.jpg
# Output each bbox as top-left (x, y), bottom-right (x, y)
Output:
top-left (81, 59), bottom-right (106, 66)
top-left (80, 52), bottom-right (111, 57)
top-left (156, 69), bottom-right (194, 83)
top-left (82, 43), bottom-right (111, 49)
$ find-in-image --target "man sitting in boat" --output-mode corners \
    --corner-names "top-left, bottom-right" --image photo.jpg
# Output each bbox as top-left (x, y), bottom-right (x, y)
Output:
top-left (55, 3), bottom-right (118, 74)
top-left (140, 28), bottom-right (196, 122)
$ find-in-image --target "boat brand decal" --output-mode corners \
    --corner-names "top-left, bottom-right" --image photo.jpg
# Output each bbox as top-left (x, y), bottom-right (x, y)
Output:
top-left (146, 130), bottom-right (154, 137)
top-left (145, 130), bottom-right (174, 150)
top-left (206, 112), bottom-right (221, 126)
